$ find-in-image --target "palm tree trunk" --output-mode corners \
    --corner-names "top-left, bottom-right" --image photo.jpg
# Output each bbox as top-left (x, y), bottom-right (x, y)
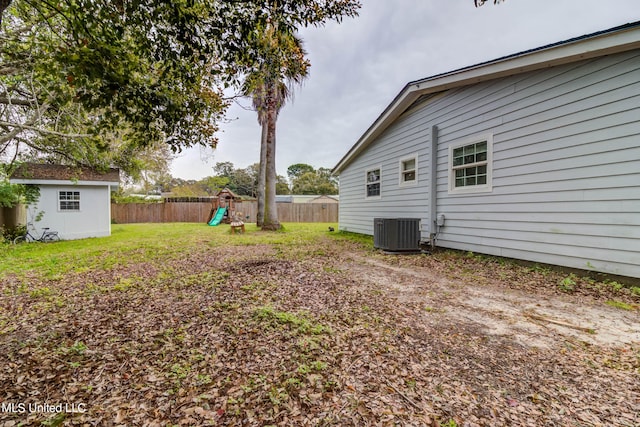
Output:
top-left (256, 122), bottom-right (267, 227)
top-left (262, 81), bottom-right (280, 231)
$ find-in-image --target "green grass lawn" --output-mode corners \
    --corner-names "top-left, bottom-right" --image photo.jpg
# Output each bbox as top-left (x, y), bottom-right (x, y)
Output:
top-left (1, 222), bottom-right (350, 279)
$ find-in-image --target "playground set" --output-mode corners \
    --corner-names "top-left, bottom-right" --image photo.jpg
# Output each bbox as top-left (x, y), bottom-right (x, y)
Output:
top-left (207, 188), bottom-right (245, 233)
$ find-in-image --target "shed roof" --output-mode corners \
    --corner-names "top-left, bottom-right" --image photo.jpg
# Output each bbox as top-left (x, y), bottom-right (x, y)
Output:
top-left (10, 163), bottom-right (120, 183)
top-left (333, 21), bottom-right (640, 174)
top-left (304, 195), bottom-right (339, 203)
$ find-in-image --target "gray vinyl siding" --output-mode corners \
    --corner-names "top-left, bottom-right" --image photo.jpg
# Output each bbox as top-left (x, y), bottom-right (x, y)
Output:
top-left (338, 105), bottom-right (433, 237)
top-left (338, 49), bottom-right (640, 278)
top-left (435, 49), bottom-right (640, 277)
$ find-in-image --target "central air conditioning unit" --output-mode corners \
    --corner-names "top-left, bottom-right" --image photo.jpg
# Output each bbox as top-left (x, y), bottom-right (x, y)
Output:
top-left (373, 218), bottom-right (421, 253)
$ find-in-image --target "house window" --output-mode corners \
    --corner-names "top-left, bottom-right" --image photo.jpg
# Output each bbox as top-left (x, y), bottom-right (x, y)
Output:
top-left (59, 191), bottom-right (80, 211)
top-left (366, 168), bottom-right (381, 198)
top-left (449, 134), bottom-right (493, 194)
top-left (400, 156), bottom-right (417, 185)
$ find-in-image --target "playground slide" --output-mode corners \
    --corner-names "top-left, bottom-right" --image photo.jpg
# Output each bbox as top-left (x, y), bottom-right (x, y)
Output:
top-left (208, 207), bottom-right (227, 226)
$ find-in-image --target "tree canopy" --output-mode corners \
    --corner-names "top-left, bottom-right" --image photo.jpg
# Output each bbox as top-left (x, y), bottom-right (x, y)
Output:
top-left (0, 0), bottom-right (361, 175)
top-left (289, 164), bottom-right (337, 194)
top-left (287, 163), bottom-right (316, 181)
top-left (1, 1), bottom-right (224, 166)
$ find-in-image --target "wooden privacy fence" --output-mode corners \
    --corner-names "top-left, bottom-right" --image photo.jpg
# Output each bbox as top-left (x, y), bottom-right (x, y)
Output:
top-left (276, 203), bottom-right (338, 223)
top-left (111, 201), bottom-right (338, 224)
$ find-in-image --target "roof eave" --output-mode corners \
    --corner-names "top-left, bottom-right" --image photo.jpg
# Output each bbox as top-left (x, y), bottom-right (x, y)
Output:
top-left (332, 23), bottom-right (640, 175)
top-left (9, 178), bottom-right (120, 187)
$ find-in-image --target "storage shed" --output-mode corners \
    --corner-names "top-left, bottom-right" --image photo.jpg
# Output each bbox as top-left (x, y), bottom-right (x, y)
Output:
top-left (333, 22), bottom-right (640, 278)
top-left (10, 163), bottom-right (119, 240)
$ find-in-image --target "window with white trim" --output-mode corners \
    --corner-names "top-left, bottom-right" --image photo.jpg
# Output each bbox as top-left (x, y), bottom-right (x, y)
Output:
top-left (449, 135), bottom-right (492, 193)
top-left (365, 168), bottom-right (381, 198)
top-left (59, 191), bottom-right (80, 211)
top-left (399, 156), bottom-right (417, 185)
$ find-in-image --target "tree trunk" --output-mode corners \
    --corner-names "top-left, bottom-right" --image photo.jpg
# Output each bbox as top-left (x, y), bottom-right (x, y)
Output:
top-left (256, 121), bottom-right (267, 227)
top-left (261, 82), bottom-right (280, 231)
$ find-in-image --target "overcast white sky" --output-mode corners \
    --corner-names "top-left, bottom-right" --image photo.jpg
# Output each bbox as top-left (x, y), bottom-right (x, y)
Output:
top-left (170, 0), bottom-right (640, 180)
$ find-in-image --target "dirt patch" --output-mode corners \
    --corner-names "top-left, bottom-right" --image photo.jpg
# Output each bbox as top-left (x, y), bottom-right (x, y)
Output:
top-left (349, 256), bottom-right (640, 349)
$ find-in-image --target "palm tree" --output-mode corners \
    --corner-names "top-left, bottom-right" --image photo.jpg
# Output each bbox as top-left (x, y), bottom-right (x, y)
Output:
top-left (248, 84), bottom-right (268, 227)
top-left (248, 81), bottom-right (288, 227)
top-left (243, 23), bottom-right (308, 230)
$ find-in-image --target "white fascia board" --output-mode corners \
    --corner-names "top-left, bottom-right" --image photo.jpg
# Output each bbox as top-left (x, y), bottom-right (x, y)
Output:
top-left (411, 28), bottom-right (640, 93)
top-left (332, 26), bottom-right (640, 175)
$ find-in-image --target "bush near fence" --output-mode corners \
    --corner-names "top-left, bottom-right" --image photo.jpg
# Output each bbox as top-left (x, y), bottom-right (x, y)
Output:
top-left (111, 201), bottom-right (338, 224)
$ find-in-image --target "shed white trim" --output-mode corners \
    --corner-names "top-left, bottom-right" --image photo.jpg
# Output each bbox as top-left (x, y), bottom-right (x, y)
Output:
top-left (10, 178), bottom-right (119, 188)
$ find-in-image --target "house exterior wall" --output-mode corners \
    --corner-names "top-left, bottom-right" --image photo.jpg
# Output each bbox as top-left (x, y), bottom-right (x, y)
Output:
top-left (338, 104), bottom-right (433, 237)
top-left (338, 49), bottom-right (640, 277)
top-left (29, 185), bottom-right (112, 240)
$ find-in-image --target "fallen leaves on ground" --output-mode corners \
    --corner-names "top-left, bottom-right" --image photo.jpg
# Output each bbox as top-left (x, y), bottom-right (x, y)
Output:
top-left (0, 236), bottom-right (638, 426)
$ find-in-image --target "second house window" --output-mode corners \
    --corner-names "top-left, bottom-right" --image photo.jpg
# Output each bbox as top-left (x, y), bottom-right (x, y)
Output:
top-left (400, 156), bottom-right (417, 185)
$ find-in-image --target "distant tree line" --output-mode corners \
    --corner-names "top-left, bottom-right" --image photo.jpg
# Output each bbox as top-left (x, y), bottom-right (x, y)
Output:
top-left (117, 162), bottom-right (338, 199)
top-left (286, 163), bottom-right (338, 195)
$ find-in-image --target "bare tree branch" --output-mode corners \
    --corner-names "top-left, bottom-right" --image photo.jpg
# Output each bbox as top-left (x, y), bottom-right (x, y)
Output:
top-left (0, 96), bottom-right (33, 106)
top-left (0, 67), bottom-right (22, 75)
top-left (0, 120), bottom-right (91, 139)
top-left (0, 120), bottom-right (31, 145)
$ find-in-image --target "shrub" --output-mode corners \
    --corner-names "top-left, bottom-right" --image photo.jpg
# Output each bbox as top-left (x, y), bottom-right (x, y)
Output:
top-left (1, 224), bottom-right (26, 243)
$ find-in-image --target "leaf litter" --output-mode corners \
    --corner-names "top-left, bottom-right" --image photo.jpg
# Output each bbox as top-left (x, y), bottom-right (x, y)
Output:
top-left (0, 235), bottom-right (638, 426)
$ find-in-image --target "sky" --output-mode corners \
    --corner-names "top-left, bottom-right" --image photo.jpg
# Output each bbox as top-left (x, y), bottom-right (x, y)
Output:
top-left (170, 0), bottom-right (640, 180)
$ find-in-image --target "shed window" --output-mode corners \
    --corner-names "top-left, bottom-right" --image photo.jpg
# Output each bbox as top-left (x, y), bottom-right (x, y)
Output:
top-left (400, 157), bottom-right (417, 185)
top-left (449, 134), bottom-right (493, 194)
top-left (366, 168), bottom-right (381, 198)
top-left (59, 191), bottom-right (80, 211)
